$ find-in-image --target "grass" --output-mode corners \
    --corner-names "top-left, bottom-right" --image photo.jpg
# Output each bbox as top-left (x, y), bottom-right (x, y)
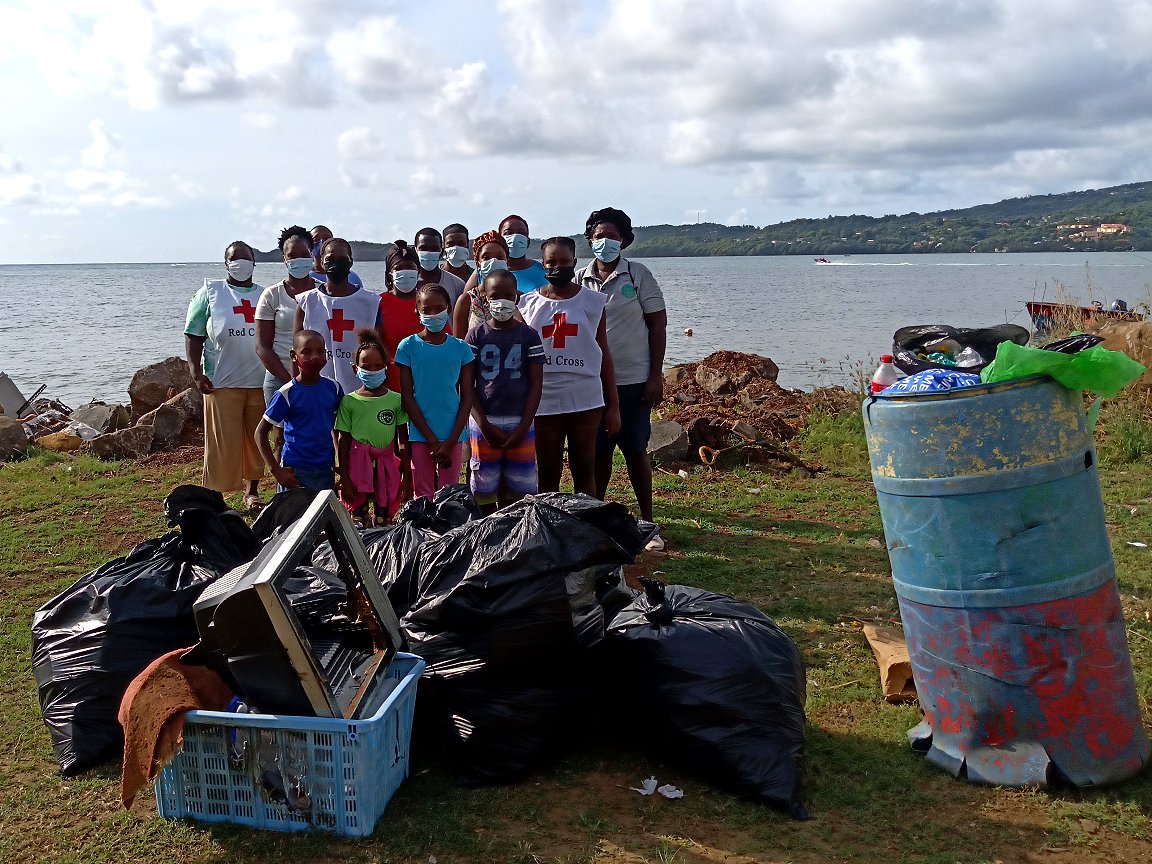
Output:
top-left (1, 412), bottom-right (1151, 863)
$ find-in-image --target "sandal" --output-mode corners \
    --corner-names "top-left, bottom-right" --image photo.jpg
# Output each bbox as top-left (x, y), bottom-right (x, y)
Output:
top-left (243, 494), bottom-right (266, 514)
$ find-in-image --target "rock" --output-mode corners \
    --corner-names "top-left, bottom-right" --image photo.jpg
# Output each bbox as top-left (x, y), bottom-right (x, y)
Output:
top-left (686, 416), bottom-right (731, 449)
top-left (731, 420), bottom-right (763, 442)
top-left (646, 420), bottom-right (689, 463)
top-left (36, 429), bottom-right (84, 452)
top-left (137, 404), bottom-right (184, 447)
top-left (128, 357), bottom-right (193, 418)
top-left (696, 366), bottom-right (737, 395)
top-left (71, 401), bottom-right (131, 433)
top-left (672, 392), bottom-right (697, 404)
top-left (0, 416), bottom-right (29, 460)
top-left (80, 425), bottom-right (155, 461)
top-left (136, 387), bottom-right (203, 448)
top-left (663, 365), bottom-right (693, 389)
top-left (1086, 321), bottom-right (1152, 389)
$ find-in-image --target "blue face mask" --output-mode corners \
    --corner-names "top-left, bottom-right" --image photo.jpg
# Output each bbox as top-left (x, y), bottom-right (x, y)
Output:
top-left (416, 250), bottom-right (441, 271)
top-left (356, 367), bottom-right (388, 389)
top-left (502, 232), bottom-right (529, 258)
top-left (420, 311), bottom-right (449, 333)
top-left (479, 258), bottom-right (509, 278)
top-left (285, 257), bottom-right (313, 279)
top-left (392, 269), bottom-right (419, 293)
top-left (591, 237), bottom-right (622, 262)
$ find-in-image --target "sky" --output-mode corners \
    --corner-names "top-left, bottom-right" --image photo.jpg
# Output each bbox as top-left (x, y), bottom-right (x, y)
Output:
top-left (3, 0), bottom-right (1152, 264)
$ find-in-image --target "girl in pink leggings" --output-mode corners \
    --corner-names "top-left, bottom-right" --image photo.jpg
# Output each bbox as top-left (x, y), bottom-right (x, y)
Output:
top-left (395, 284), bottom-right (476, 500)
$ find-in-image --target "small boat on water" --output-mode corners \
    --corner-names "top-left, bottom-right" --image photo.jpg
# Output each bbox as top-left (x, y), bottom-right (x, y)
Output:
top-left (813, 257), bottom-right (831, 264)
top-left (1025, 300), bottom-right (1145, 333)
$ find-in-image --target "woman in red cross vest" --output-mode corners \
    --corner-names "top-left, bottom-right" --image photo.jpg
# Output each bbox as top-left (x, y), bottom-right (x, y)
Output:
top-left (183, 240), bottom-right (268, 510)
top-left (518, 236), bottom-right (620, 496)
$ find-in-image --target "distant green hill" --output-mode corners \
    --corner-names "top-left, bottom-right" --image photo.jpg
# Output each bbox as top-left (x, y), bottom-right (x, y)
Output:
top-left (255, 180), bottom-right (1152, 261)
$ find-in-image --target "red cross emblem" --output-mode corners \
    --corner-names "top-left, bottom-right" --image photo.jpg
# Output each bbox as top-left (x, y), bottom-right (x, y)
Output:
top-left (542, 312), bottom-right (579, 348)
top-left (328, 308), bottom-right (356, 342)
top-left (232, 298), bottom-right (256, 323)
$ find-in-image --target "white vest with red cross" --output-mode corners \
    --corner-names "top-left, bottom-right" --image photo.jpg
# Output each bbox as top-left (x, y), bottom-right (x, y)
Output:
top-left (298, 284), bottom-right (380, 394)
top-left (205, 279), bottom-right (266, 389)
top-left (518, 288), bottom-right (608, 415)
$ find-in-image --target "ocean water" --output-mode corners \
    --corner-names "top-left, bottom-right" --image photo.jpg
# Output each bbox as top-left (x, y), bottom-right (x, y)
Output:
top-left (2, 253), bottom-right (1150, 406)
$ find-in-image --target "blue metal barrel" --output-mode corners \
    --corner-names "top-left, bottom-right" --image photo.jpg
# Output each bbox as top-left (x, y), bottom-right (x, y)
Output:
top-left (863, 375), bottom-right (1149, 787)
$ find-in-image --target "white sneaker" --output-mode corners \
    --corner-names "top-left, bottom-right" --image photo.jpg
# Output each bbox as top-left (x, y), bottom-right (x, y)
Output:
top-left (645, 532), bottom-right (665, 552)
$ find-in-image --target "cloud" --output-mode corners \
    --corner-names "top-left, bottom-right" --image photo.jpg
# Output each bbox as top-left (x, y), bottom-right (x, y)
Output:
top-left (0, 173), bottom-right (43, 206)
top-left (408, 167), bottom-right (457, 198)
top-left (172, 174), bottom-right (205, 198)
top-left (277, 185), bottom-right (306, 203)
top-left (339, 165), bottom-right (379, 190)
top-left (337, 127), bottom-right (385, 161)
top-left (327, 16), bottom-right (436, 101)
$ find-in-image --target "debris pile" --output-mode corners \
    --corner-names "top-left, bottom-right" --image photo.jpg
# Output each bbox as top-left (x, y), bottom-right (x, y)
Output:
top-left (656, 351), bottom-right (857, 472)
top-left (1, 357), bottom-right (203, 462)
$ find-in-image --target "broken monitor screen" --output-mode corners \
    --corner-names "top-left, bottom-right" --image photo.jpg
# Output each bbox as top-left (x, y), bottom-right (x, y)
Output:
top-left (194, 491), bottom-right (402, 719)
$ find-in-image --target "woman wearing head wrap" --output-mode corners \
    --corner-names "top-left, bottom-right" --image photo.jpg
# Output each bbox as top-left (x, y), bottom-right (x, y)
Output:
top-left (451, 230), bottom-right (511, 337)
top-left (577, 206), bottom-right (668, 551)
top-left (378, 239), bottom-right (425, 392)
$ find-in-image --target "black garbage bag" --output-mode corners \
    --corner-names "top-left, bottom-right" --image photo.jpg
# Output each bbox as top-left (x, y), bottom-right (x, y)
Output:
top-left (250, 488), bottom-right (321, 543)
top-left (1042, 332), bottom-right (1105, 354)
top-left (396, 483), bottom-right (480, 534)
top-left (312, 522), bottom-right (428, 617)
top-left (31, 496), bottom-right (260, 777)
top-left (606, 579), bottom-right (809, 819)
top-left (401, 494), bottom-right (640, 785)
top-left (892, 324), bottom-right (1030, 375)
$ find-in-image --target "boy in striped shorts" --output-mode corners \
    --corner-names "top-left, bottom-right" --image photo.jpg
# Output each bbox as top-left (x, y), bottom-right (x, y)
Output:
top-left (464, 270), bottom-right (545, 514)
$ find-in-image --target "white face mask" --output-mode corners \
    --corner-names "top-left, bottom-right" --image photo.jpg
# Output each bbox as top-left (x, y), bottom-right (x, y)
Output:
top-left (444, 245), bottom-right (470, 267)
top-left (417, 250), bottom-right (441, 271)
top-left (285, 257), bottom-right (313, 279)
top-left (488, 298), bottom-right (517, 321)
top-left (227, 259), bottom-right (255, 281)
top-left (392, 269), bottom-right (419, 293)
top-left (502, 232), bottom-right (529, 258)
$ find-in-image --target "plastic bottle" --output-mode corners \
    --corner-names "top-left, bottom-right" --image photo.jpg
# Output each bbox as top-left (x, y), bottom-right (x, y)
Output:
top-left (871, 355), bottom-right (902, 394)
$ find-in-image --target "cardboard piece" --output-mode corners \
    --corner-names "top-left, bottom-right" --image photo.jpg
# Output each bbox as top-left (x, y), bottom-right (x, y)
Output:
top-left (861, 624), bottom-right (917, 703)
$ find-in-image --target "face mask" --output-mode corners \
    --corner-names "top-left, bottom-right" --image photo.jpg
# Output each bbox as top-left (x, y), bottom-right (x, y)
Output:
top-left (417, 250), bottom-right (441, 271)
top-left (545, 265), bottom-right (576, 287)
top-left (326, 257), bottom-right (353, 283)
top-left (227, 259), bottom-right (254, 281)
top-left (488, 298), bottom-right (517, 322)
top-left (420, 311), bottom-right (449, 332)
top-left (392, 269), bottom-right (419, 293)
top-left (478, 258), bottom-right (509, 278)
top-left (356, 367), bottom-right (388, 389)
top-left (311, 241), bottom-right (325, 259)
top-left (285, 257), bottom-right (313, 279)
top-left (444, 246), bottom-right (470, 267)
top-left (591, 237), bottom-right (622, 262)
top-left (503, 232), bottom-right (529, 258)
top-left (296, 355), bottom-right (327, 375)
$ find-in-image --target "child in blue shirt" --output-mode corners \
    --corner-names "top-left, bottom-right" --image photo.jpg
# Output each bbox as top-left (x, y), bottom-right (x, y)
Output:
top-left (395, 284), bottom-right (475, 499)
top-left (255, 329), bottom-right (343, 491)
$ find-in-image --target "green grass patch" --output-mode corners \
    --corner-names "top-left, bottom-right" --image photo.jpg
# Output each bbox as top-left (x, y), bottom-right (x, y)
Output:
top-left (1, 439), bottom-right (1150, 863)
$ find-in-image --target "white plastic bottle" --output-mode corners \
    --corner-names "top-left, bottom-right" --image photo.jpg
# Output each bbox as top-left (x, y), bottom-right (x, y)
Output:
top-left (871, 355), bottom-right (902, 394)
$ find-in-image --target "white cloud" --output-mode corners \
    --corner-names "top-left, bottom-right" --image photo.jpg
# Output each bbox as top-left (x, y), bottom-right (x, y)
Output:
top-left (0, 173), bottom-right (43, 206)
top-left (408, 167), bottom-right (457, 198)
top-left (277, 185), bottom-right (305, 203)
top-left (337, 127), bottom-right (385, 162)
top-left (172, 174), bottom-right (205, 198)
top-left (327, 16), bottom-right (436, 101)
top-left (339, 166), bottom-right (379, 189)
top-left (80, 120), bottom-right (120, 169)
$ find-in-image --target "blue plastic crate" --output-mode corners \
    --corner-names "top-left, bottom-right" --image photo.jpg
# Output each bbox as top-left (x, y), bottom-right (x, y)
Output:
top-left (155, 653), bottom-right (424, 837)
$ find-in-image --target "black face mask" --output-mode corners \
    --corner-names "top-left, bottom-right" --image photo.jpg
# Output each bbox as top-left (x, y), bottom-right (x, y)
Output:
top-left (545, 265), bottom-right (576, 287)
top-left (326, 257), bottom-right (353, 283)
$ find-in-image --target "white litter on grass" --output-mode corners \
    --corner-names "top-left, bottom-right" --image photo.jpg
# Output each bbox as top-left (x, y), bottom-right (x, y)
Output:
top-left (657, 784), bottom-right (684, 799)
top-left (631, 776), bottom-right (658, 795)
top-left (1127, 542), bottom-right (1148, 548)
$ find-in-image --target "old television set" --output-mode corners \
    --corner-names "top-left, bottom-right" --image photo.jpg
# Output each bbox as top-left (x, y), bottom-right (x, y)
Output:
top-left (193, 491), bottom-right (403, 719)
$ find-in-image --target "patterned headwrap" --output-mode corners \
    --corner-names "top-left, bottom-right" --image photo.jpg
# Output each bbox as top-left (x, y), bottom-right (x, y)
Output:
top-left (471, 230), bottom-right (508, 261)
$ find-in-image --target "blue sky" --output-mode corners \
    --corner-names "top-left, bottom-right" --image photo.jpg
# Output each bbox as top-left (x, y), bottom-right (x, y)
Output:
top-left (3, 0), bottom-right (1152, 263)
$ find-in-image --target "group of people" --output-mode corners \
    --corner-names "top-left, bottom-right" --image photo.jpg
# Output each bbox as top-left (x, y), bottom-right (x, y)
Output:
top-left (183, 209), bottom-right (668, 550)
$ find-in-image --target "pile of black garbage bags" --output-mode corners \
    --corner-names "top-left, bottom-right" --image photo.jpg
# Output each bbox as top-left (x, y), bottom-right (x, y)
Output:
top-left (31, 485), bottom-right (808, 819)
